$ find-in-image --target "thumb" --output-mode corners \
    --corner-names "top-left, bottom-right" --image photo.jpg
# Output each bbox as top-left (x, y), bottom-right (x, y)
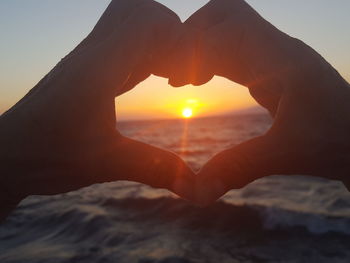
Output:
top-left (195, 135), bottom-right (283, 206)
top-left (95, 136), bottom-right (196, 202)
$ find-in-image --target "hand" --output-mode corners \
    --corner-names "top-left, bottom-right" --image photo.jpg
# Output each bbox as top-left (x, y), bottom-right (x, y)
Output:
top-left (169, 0), bottom-right (350, 205)
top-left (0, 0), bottom-right (195, 219)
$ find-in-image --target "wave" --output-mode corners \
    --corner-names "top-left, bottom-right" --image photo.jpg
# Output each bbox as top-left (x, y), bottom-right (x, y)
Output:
top-left (2, 196), bottom-right (350, 263)
top-left (102, 197), bottom-right (350, 236)
top-left (165, 138), bottom-right (230, 149)
top-left (259, 206), bottom-right (350, 235)
top-left (4, 196), bottom-right (350, 241)
top-left (15, 197), bottom-right (349, 237)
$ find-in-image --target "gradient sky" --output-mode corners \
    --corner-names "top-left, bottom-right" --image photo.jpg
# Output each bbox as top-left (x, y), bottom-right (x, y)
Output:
top-left (1, 0), bottom-right (350, 120)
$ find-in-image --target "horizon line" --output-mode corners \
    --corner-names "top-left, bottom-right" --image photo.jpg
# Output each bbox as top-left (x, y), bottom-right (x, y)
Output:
top-left (118, 106), bottom-right (268, 123)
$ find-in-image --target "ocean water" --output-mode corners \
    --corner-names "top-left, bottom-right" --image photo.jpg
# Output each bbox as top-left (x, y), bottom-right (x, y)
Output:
top-left (1, 113), bottom-right (350, 263)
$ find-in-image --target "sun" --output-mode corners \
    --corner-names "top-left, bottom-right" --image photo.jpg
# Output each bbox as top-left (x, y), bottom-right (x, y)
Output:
top-left (182, 108), bottom-right (193, 118)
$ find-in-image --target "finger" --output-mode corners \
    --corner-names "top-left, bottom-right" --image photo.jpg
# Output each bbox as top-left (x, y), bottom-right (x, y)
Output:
top-left (75, 0), bottom-right (148, 51)
top-left (169, 19), bottom-right (251, 87)
top-left (185, 0), bottom-right (250, 30)
top-left (145, 7), bottom-right (185, 79)
top-left (167, 27), bottom-right (215, 87)
top-left (169, 0), bottom-right (255, 87)
top-left (94, 136), bottom-right (196, 202)
top-left (112, 1), bottom-right (183, 84)
top-left (249, 85), bottom-right (281, 117)
top-left (196, 135), bottom-right (283, 206)
top-left (88, 1), bottom-right (183, 96)
top-left (116, 64), bottom-right (151, 96)
top-left (75, 0), bottom-right (181, 53)
top-left (182, 0), bottom-right (290, 113)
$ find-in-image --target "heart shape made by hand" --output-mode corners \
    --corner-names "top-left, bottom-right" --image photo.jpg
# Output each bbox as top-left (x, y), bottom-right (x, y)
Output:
top-left (4, 0), bottom-right (347, 212)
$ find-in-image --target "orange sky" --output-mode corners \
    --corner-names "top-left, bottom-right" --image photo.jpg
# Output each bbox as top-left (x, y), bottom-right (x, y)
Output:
top-left (116, 76), bottom-right (257, 120)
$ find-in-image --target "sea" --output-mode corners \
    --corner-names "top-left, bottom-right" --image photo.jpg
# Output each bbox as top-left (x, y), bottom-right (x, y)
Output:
top-left (1, 113), bottom-right (350, 263)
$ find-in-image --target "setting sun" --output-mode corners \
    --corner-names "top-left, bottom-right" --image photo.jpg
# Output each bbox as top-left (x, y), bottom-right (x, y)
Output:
top-left (182, 108), bottom-right (193, 118)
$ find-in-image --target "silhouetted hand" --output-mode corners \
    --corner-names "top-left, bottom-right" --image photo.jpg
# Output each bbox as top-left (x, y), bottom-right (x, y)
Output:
top-left (0, 0), bottom-right (195, 219)
top-left (169, 0), bottom-right (350, 205)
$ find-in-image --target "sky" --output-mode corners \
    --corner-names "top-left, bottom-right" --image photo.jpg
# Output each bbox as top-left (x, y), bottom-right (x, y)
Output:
top-left (1, 0), bottom-right (350, 120)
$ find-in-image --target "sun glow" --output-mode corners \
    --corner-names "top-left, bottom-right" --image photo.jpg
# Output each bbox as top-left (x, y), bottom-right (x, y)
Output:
top-left (182, 108), bottom-right (193, 118)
